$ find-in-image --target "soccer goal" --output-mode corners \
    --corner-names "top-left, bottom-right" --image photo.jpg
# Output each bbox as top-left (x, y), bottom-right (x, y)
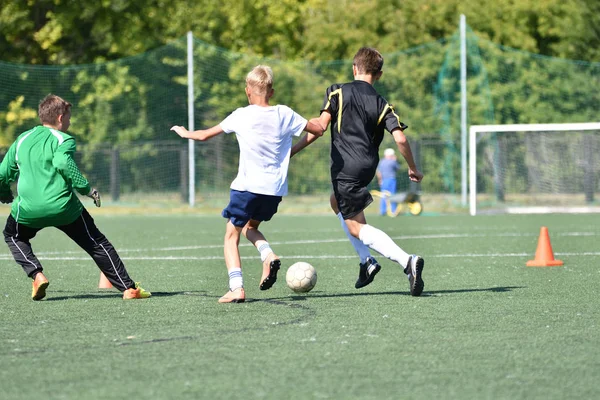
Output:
top-left (469, 123), bottom-right (600, 215)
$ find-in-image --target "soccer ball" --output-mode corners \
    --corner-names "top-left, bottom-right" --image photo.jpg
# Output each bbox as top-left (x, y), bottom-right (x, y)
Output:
top-left (286, 262), bottom-right (317, 293)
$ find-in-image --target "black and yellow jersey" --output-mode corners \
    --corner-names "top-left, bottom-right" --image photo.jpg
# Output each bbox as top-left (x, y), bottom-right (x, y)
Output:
top-left (321, 80), bottom-right (407, 183)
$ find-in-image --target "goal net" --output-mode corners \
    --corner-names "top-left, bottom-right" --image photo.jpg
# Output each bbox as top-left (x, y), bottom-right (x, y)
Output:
top-left (469, 123), bottom-right (600, 215)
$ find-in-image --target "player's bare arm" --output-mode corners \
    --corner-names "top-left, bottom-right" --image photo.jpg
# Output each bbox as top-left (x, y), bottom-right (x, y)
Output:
top-left (291, 118), bottom-right (325, 157)
top-left (317, 111), bottom-right (332, 131)
top-left (305, 119), bottom-right (325, 136)
top-left (291, 134), bottom-right (316, 157)
top-left (170, 124), bottom-right (224, 141)
top-left (392, 128), bottom-right (423, 183)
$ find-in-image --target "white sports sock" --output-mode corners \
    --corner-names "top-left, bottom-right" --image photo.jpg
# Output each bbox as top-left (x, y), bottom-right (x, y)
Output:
top-left (338, 212), bottom-right (371, 264)
top-left (228, 267), bottom-right (243, 291)
top-left (358, 224), bottom-right (410, 268)
top-left (257, 241), bottom-right (273, 262)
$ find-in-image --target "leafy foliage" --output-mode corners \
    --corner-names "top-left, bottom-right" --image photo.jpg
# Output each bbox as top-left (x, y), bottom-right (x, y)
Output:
top-left (0, 0), bottom-right (599, 196)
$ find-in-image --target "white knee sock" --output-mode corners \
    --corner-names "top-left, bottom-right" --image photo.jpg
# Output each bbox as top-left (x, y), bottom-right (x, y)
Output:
top-left (256, 241), bottom-right (273, 262)
top-left (228, 267), bottom-right (243, 290)
top-left (358, 224), bottom-right (410, 268)
top-left (337, 212), bottom-right (371, 263)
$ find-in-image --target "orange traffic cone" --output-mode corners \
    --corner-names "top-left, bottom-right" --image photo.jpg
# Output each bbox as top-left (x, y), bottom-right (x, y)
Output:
top-left (526, 226), bottom-right (563, 267)
top-left (98, 272), bottom-right (113, 288)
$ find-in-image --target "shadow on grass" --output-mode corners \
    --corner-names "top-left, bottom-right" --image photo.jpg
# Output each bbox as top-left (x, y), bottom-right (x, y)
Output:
top-left (426, 286), bottom-right (526, 295)
top-left (44, 290), bottom-right (205, 301)
top-left (265, 286), bottom-right (526, 301)
top-left (42, 286), bottom-right (524, 302)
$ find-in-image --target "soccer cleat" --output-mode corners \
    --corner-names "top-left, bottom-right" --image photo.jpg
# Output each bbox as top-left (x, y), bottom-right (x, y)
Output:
top-left (31, 272), bottom-right (49, 301)
top-left (260, 256), bottom-right (281, 291)
top-left (355, 256), bottom-right (381, 289)
top-left (404, 255), bottom-right (425, 296)
top-left (122, 283), bottom-right (152, 299)
top-left (218, 287), bottom-right (246, 303)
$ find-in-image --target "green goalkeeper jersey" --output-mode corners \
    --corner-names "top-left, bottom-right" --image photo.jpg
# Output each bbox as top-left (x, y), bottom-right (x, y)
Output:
top-left (0, 125), bottom-right (91, 228)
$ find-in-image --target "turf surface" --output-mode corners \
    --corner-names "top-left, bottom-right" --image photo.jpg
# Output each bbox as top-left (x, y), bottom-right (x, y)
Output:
top-left (1, 213), bottom-right (599, 399)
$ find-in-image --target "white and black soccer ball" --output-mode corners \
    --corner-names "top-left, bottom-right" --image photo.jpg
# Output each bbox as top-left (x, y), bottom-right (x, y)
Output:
top-left (286, 262), bottom-right (317, 293)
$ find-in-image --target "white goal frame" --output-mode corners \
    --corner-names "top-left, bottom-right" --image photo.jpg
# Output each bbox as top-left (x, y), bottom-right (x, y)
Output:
top-left (469, 122), bottom-right (600, 216)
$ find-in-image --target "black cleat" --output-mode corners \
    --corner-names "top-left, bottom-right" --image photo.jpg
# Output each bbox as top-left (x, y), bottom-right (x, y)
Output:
top-left (355, 256), bottom-right (381, 289)
top-left (404, 255), bottom-right (424, 296)
top-left (260, 258), bottom-right (281, 291)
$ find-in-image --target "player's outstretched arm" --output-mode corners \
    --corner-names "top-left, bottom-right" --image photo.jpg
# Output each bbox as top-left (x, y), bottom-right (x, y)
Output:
top-left (291, 134), bottom-right (317, 158)
top-left (87, 188), bottom-right (101, 207)
top-left (291, 113), bottom-right (330, 157)
top-left (0, 142), bottom-right (17, 203)
top-left (392, 128), bottom-right (423, 183)
top-left (170, 125), bottom-right (224, 141)
top-left (305, 119), bottom-right (325, 136)
top-left (316, 111), bottom-right (331, 132)
top-left (291, 119), bottom-right (324, 157)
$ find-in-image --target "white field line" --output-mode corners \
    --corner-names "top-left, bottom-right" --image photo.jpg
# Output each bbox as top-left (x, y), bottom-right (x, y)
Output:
top-left (0, 252), bottom-right (598, 261)
top-left (28, 231), bottom-right (597, 256)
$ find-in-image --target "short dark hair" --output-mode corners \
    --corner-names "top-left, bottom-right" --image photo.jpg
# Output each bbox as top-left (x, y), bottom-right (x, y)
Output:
top-left (38, 94), bottom-right (71, 124)
top-left (353, 47), bottom-right (384, 75)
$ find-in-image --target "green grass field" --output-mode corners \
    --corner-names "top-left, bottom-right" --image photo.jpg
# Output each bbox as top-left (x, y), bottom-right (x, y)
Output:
top-left (1, 212), bottom-right (599, 399)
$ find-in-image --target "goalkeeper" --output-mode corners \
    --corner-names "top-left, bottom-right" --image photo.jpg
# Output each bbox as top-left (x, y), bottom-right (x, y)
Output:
top-left (0, 94), bottom-right (150, 301)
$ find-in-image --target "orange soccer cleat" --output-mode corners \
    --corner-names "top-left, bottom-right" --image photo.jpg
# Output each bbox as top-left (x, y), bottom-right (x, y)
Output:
top-left (122, 283), bottom-right (152, 299)
top-left (260, 254), bottom-right (281, 291)
top-left (218, 287), bottom-right (246, 303)
top-left (31, 272), bottom-right (49, 301)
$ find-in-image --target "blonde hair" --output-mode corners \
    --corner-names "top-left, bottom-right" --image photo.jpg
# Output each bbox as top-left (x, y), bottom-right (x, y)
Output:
top-left (246, 65), bottom-right (273, 95)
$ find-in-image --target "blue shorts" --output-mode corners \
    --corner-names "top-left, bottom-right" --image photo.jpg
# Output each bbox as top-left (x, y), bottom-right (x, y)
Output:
top-left (222, 190), bottom-right (282, 227)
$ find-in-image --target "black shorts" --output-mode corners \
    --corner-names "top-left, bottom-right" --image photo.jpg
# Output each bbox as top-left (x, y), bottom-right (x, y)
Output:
top-left (332, 180), bottom-right (373, 219)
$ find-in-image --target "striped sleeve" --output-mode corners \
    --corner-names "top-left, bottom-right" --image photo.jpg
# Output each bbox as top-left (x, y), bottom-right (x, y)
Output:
top-left (379, 103), bottom-right (408, 132)
top-left (321, 85), bottom-right (342, 132)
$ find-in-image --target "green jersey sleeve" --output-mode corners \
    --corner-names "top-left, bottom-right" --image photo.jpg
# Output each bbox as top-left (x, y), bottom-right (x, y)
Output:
top-left (0, 142), bottom-right (19, 195)
top-left (52, 137), bottom-right (91, 196)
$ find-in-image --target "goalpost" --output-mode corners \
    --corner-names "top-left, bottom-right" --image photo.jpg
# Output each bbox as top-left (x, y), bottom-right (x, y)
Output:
top-left (469, 123), bottom-right (600, 216)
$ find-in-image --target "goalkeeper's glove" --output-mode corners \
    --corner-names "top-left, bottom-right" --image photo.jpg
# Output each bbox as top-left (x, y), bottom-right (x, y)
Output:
top-left (0, 189), bottom-right (13, 204)
top-left (88, 188), bottom-right (101, 207)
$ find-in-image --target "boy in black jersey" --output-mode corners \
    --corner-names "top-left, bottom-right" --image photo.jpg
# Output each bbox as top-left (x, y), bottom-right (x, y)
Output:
top-left (292, 47), bottom-right (425, 296)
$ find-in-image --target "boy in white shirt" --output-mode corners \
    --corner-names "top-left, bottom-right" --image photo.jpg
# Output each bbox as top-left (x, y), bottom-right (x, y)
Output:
top-left (171, 65), bottom-right (324, 303)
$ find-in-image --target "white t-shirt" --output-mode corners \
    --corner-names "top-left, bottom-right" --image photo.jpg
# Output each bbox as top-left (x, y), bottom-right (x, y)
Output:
top-left (219, 104), bottom-right (307, 196)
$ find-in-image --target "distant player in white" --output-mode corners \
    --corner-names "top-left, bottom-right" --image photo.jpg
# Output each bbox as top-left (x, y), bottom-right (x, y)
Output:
top-left (171, 65), bottom-right (324, 303)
